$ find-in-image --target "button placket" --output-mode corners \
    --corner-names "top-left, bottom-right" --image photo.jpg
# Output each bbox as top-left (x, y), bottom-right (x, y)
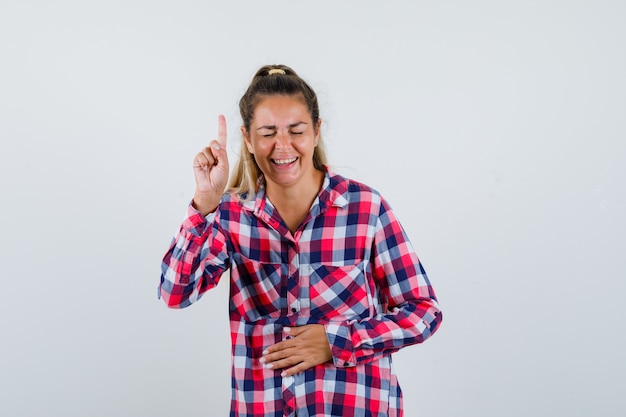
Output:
top-left (281, 375), bottom-right (296, 416)
top-left (289, 299), bottom-right (300, 314)
top-left (286, 242), bottom-right (300, 314)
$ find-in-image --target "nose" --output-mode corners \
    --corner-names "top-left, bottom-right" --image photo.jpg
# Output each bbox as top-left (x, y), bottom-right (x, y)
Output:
top-left (274, 130), bottom-right (291, 149)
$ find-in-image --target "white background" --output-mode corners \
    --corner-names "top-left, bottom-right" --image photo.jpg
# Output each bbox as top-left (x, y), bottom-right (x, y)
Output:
top-left (1, 1), bottom-right (625, 416)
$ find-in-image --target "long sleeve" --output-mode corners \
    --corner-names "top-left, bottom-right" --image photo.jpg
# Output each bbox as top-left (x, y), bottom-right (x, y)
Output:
top-left (325, 198), bottom-right (442, 366)
top-left (159, 204), bottom-right (230, 308)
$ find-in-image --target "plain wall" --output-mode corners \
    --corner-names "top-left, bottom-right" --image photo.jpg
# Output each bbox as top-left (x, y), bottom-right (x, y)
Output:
top-left (1, 1), bottom-right (624, 416)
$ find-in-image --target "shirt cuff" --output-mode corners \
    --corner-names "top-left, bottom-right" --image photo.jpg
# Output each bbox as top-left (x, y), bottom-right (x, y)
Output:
top-left (325, 323), bottom-right (357, 367)
top-left (182, 202), bottom-right (217, 237)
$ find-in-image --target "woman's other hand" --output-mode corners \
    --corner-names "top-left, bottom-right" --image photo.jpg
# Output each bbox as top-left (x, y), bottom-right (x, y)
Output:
top-left (260, 324), bottom-right (333, 377)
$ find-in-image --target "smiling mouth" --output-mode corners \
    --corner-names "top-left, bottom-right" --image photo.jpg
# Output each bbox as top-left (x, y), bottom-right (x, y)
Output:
top-left (272, 157), bottom-right (298, 166)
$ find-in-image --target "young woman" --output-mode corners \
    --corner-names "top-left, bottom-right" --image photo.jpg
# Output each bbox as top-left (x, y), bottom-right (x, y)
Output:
top-left (159, 65), bottom-right (443, 417)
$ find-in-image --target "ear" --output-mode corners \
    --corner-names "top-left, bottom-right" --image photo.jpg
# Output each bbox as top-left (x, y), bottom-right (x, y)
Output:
top-left (241, 126), bottom-right (254, 154)
top-left (314, 119), bottom-right (322, 146)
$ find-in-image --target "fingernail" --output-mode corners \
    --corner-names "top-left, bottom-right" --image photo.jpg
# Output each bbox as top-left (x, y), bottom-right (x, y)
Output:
top-left (259, 357), bottom-right (265, 363)
top-left (281, 371), bottom-right (287, 377)
top-left (262, 349), bottom-right (268, 355)
top-left (284, 327), bottom-right (291, 333)
top-left (265, 363), bottom-right (273, 369)
top-left (212, 143), bottom-right (220, 150)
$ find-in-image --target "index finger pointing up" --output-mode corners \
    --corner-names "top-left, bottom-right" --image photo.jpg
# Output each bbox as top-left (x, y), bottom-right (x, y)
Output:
top-left (217, 114), bottom-right (227, 147)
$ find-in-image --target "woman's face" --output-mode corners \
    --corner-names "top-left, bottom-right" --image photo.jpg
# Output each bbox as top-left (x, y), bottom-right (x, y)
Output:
top-left (242, 94), bottom-right (321, 191)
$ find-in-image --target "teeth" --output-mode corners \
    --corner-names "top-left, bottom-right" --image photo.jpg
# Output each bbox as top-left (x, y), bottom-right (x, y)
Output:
top-left (273, 157), bottom-right (297, 165)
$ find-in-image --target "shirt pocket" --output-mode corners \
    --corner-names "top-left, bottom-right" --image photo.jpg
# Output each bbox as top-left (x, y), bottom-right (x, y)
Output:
top-left (230, 253), bottom-right (285, 320)
top-left (309, 261), bottom-right (373, 321)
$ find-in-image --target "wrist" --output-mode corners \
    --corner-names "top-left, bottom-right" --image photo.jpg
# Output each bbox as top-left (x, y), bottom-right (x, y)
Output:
top-left (192, 192), bottom-right (219, 216)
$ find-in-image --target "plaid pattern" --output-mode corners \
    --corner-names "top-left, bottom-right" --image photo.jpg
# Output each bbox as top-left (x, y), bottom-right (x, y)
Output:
top-left (160, 167), bottom-right (442, 417)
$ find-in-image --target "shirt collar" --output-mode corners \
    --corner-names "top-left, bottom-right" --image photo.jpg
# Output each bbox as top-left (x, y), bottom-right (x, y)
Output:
top-left (318, 166), bottom-right (350, 210)
top-left (239, 165), bottom-right (350, 217)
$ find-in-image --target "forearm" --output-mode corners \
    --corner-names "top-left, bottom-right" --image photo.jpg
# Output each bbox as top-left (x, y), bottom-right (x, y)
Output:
top-left (326, 297), bottom-right (442, 367)
top-left (159, 205), bottom-right (228, 308)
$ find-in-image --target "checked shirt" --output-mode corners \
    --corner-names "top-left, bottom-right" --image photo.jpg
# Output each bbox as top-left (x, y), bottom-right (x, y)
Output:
top-left (160, 167), bottom-right (442, 417)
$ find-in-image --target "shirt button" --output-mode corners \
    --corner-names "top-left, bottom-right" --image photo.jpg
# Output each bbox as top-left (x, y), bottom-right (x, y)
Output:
top-left (291, 307), bottom-right (297, 313)
top-left (284, 405), bottom-right (293, 414)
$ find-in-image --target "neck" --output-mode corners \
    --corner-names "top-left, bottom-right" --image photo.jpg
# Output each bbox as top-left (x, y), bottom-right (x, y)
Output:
top-left (265, 168), bottom-right (324, 233)
top-left (266, 168), bottom-right (324, 204)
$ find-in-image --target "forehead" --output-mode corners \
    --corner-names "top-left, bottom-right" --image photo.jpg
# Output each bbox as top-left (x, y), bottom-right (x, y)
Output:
top-left (251, 95), bottom-right (312, 126)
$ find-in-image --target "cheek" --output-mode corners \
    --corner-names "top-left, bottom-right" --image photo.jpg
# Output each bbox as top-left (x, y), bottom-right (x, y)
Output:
top-left (249, 139), bottom-right (275, 158)
top-left (254, 140), bottom-right (269, 153)
top-left (297, 140), bottom-right (316, 154)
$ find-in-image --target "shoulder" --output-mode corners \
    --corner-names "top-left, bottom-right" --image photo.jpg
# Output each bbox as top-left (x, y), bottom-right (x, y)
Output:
top-left (214, 191), bottom-right (255, 220)
top-left (325, 167), bottom-right (385, 209)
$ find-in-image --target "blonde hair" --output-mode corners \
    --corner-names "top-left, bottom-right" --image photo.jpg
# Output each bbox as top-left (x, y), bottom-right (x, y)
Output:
top-left (228, 65), bottom-right (328, 199)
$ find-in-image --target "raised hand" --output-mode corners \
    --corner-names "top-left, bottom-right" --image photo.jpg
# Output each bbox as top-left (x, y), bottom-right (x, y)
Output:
top-left (192, 115), bottom-right (229, 215)
top-left (260, 325), bottom-right (333, 377)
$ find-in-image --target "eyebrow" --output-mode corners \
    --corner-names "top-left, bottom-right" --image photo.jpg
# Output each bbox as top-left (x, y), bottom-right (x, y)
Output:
top-left (255, 122), bottom-right (308, 131)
